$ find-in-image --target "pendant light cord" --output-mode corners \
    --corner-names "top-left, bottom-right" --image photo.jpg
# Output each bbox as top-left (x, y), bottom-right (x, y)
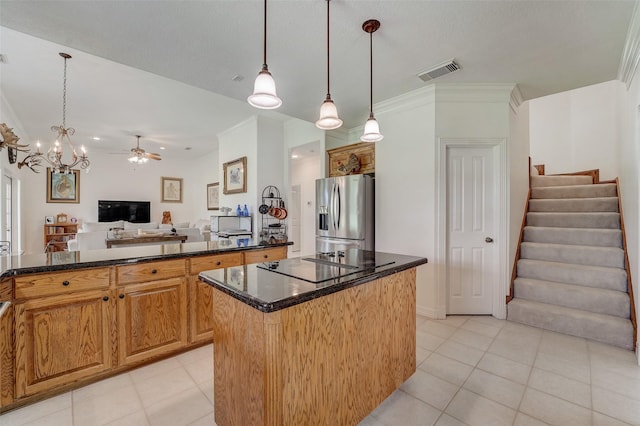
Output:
top-left (326, 0), bottom-right (330, 97)
top-left (263, 0), bottom-right (268, 67)
top-left (369, 30), bottom-right (373, 116)
top-left (62, 55), bottom-right (67, 128)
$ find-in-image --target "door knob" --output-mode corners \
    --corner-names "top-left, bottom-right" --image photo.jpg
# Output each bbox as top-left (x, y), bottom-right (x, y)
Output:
top-left (485, 237), bottom-right (494, 243)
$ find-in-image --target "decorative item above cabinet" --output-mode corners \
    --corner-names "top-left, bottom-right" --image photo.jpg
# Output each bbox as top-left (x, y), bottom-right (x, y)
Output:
top-left (327, 142), bottom-right (375, 177)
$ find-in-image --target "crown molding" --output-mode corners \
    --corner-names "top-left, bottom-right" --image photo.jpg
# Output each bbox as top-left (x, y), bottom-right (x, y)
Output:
top-left (434, 83), bottom-right (516, 103)
top-left (509, 85), bottom-right (523, 113)
top-left (619, 2), bottom-right (640, 88)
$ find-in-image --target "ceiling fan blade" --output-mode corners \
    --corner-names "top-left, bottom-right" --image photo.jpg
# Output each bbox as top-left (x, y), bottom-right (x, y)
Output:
top-left (144, 152), bottom-right (162, 160)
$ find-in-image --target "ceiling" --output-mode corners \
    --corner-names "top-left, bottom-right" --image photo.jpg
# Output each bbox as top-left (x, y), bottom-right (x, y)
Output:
top-left (0, 0), bottom-right (635, 158)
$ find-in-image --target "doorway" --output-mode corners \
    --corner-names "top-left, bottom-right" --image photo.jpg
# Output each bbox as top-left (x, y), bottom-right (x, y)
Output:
top-left (436, 138), bottom-right (508, 318)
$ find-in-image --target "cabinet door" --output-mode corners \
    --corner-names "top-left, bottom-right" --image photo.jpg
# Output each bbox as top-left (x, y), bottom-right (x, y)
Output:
top-left (188, 277), bottom-right (214, 343)
top-left (14, 290), bottom-right (114, 398)
top-left (117, 278), bottom-right (188, 365)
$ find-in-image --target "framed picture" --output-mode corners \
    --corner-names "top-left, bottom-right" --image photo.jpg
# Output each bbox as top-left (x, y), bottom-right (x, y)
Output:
top-left (45, 216), bottom-right (55, 224)
top-left (207, 182), bottom-right (220, 210)
top-left (161, 177), bottom-right (183, 203)
top-left (223, 156), bottom-right (247, 194)
top-left (224, 265), bottom-right (247, 291)
top-left (56, 213), bottom-right (68, 223)
top-left (46, 168), bottom-right (80, 203)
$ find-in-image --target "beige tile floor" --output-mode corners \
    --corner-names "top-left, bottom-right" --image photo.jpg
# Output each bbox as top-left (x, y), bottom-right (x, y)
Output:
top-left (1, 315), bottom-right (639, 426)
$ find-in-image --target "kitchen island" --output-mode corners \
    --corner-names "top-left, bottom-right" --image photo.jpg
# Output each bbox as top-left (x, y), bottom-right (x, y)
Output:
top-left (0, 239), bottom-right (290, 413)
top-left (199, 250), bottom-right (427, 426)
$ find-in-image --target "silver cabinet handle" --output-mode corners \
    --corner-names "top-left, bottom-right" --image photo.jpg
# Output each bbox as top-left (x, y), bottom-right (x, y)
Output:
top-left (485, 237), bottom-right (494, 243)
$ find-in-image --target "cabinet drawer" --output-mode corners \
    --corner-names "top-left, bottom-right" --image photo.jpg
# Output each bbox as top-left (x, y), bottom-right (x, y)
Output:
top-left (190, 253), bottom-right (243, 275)
top-left (15, 268), bottom-right (110, 299)
top-left (116, 259), bottom-right (186, 285)
top-left (243, 247), bottom-right (287, 264)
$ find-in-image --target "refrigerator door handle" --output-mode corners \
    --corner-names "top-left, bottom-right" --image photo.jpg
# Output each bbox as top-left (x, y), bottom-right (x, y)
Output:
top-left (331, 183), bottom-right (337, 230)
top-left (336, 184), bottom-right (341, 230)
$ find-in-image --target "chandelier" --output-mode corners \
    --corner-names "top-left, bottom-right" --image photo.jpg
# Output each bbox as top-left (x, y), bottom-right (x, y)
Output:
top-left (26, 53), bottom-right (90, 174)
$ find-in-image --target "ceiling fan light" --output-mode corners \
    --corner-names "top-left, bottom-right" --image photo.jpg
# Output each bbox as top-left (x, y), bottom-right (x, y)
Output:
top-left (248, 68), bottom-right (282, 109)
top-left (316, 97), bottom-right (343, 130)
top-left (361, 115), bottom-right (384, 142)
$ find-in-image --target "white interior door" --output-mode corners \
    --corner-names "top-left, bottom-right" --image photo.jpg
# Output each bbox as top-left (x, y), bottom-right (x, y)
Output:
top-left (447, 146), bottom-right (497, 314)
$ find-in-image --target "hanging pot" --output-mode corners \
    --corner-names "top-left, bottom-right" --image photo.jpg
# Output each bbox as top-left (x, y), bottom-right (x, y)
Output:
top-left (259, 203), bottom-right (269, 214)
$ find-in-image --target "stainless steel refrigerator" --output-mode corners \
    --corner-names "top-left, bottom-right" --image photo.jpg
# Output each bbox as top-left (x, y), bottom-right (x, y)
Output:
top-left (315, 175), bottom-right (374, 252)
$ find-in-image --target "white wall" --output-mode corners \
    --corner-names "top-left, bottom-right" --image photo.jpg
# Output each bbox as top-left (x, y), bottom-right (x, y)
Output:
top-left (530, 81), bottom-right (620, 179)
top-left (373, 83), bottom-right (517, 318)
top-left (509, 98), bottom-right (531, 282)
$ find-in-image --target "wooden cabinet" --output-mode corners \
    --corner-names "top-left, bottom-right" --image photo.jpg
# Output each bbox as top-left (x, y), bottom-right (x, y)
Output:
top-left (188, 253), bottom-right (243, 343)
top-left (15, 268), bottom-right (110, 299)
top-left (2, 246), bottom-right (290, 412)
top-left (243, 246), bottom-right (287, 264)
top-left (14, 289), bottom-right (114, 398)
top-left (115, 259), bottom-right (188, 365)
top-left (43, 223), bottom-right (78, 253)
top-left (117, 278), bottom-right (188, 365)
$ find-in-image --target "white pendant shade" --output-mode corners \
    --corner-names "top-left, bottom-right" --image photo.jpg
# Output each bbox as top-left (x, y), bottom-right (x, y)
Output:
top-left (361, 116), bottom-right (384, 142)
top-left (248, 68), bottom-right (282, 110)
top-left (316, 98), bottom-right (343, 130)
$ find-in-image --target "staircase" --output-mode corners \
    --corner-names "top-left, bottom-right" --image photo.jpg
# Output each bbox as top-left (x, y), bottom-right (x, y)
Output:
top-left (507, 173), bottom-right (635, 350)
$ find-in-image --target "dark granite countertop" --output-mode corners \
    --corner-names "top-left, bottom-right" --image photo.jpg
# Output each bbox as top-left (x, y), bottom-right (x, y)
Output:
top-left (198, 250), bottom-right (428, 313)
top-left (0, 239), bottom-right (291, 279)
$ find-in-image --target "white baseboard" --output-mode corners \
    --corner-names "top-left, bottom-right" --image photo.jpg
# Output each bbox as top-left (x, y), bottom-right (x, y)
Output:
top-left (417, 305), bottom-right (446, 319)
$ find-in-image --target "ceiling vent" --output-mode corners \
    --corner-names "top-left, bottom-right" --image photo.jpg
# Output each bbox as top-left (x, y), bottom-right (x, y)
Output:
top-left (418, 59), bottom-right (460, 82)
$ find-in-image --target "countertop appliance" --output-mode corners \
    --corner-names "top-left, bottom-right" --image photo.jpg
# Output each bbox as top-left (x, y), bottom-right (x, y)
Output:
top-left (316, 174), bottom-right (374, 252)
top-left (256, 249), bottom-right (394, 284)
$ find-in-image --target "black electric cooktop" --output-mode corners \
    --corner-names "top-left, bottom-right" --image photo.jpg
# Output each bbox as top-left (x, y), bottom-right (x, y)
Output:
top-left (256, 249), bottom-right (395, 284)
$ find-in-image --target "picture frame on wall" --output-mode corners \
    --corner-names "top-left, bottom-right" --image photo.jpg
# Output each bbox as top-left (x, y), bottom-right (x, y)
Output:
top-left (161, 177), bottom-right (183, 203)
top-left (223, 156), bottom-right (247, 194)
top-left (207, 182), bottom-right (220, 210)
top-left (46, 168), bottom-right (80, 203)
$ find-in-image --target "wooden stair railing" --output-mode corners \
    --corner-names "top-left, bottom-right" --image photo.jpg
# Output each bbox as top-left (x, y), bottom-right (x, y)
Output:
top-left (613, 177), bottom-right (637, 350)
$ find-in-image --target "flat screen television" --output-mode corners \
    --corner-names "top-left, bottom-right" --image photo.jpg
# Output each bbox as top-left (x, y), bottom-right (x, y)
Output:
top-left (98, 200), bottom-right (151, 223)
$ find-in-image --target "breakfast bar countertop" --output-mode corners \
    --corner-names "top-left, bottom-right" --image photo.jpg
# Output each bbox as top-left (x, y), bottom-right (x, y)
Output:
top-left (199, 250), bottom-right (428, 313)
top-left (0, 239), bottom-right (291, 279)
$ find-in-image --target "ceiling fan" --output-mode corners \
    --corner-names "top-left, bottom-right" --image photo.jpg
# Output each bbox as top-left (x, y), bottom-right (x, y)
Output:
top-left (128, 135), bottom-right (161, 163)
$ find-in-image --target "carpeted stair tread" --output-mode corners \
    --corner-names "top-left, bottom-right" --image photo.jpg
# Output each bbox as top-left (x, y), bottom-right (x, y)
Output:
top-left (507, 298), bottom-right (633, 350)
top-left (514, 277), bottom-right (630, 318)
top-left (517, 259), bottom-right (627, 292)
top-left (531, 183), bottom-right (617, 199)
top-left (528, 197), bottom-right (619, 213)
top-left (520, 242), bottom-right (624, 269)
top-left (531, 175), bottom-right (594, 187)
top-left (523, 226), bottom-right (622, 248)
top-left (526, 212), bottom-right (620, 229)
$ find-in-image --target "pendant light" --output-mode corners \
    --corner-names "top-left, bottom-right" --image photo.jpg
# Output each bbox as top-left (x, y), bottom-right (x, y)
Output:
top-left (315, 0), bottom-right (342, 130)
top-left (248, 0), bottom-right (282, 109)
top-left (361, 19), bottom-right (383, 142)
